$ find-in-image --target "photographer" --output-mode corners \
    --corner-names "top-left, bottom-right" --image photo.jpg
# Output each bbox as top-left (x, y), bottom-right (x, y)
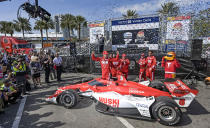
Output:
top-left (12, 56), bottom-right (27, 95)
top-left (0, 79), bottom-right (21, 105)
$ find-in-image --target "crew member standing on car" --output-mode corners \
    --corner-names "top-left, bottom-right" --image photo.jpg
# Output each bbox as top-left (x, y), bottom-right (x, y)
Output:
top-left (92, 51), bottom-right (119, 80)
top-left (110, 53), bottom-right (120, 78)
top-left (118, 54), bottom-right (130, 80)
top-left (146, 51), bottom-right (156, 81)
top-left (137, 53), bottom-right (147, 82)
top-left (53, 53), bottom-right (63, 82)
top-left (161, 52), bottom-right (181, 79)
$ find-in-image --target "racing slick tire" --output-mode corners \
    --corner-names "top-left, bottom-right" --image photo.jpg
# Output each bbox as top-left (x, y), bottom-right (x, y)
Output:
top-left (149, 80), bottom-right (168, 92)
top-left (59, 90), bottom-right (79, 109)
top-left (151, 96), bottom-right (182, 126)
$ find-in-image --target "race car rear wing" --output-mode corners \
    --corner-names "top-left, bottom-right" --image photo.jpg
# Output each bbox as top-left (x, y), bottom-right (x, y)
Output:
top-left (164, 79), bottom-right (199, 107)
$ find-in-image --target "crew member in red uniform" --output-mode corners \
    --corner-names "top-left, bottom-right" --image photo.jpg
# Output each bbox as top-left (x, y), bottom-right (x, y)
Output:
top-left (118, 54), bottom-right (130, 79)
top-left (146, 51), bottom-right (156, 81)
top-left (137, 53), bottom-right (146, 82)
top-left (110, 53), bottom-right (119, 78)
top-left (92, 51), bottom-right (119, 80)
top-left (161, 52), bottom-right (181, 79)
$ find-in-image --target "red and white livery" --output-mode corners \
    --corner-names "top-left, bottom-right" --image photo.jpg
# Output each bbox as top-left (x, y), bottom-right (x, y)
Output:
top-left (46, 75), bottom-right (198, 126)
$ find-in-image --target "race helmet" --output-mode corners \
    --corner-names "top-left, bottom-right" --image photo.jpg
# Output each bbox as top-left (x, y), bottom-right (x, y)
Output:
top-left (165, 52), bottom-right (176, 61)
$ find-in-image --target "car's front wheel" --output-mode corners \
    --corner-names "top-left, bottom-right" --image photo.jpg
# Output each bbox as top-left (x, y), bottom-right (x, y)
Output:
top-left (151, 96), bottom-right (182, 126)
top-left (59, 90), bottom-right (79, 109)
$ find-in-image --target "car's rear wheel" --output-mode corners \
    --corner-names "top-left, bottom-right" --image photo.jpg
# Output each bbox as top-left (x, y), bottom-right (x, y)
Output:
top-left (152, 96), bottom-right (182, 126)
top-left (59, 90), bottom-right (79, 109)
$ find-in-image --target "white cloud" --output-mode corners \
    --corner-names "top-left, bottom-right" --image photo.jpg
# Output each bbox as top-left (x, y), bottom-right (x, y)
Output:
top-left (113, 0), bottom-right (162, 14)
top-left (113, 0), bottom-right (208, 14)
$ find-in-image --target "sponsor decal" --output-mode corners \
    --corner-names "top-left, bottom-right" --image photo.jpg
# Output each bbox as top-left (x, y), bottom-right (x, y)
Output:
top-left (129, 88), bottom-right (144, 94)
top-left (166, 83), bottom-right (177, 92)
top-left (99, 97), bottom-right (119, 107)
top-left (176, 80), bottom-right (188, 90)
top-left (136, 103), bottom-right (149, 109)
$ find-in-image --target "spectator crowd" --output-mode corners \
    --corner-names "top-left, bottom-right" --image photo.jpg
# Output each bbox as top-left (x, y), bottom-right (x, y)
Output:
top-left (0, 49), bottom-right (63, 114)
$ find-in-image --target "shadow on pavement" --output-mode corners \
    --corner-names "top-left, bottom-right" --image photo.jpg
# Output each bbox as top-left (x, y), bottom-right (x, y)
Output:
top-left (177, 99), bottom-right (210, 126)
top-left (186, 99), bottom-right (210, 115)
top-left (19, 112), bottom-right (65, 128)
top-left (73, 97), bottom-right (94, 109)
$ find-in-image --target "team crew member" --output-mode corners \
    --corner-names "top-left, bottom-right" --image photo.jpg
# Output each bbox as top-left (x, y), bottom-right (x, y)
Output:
top-left (161, 52), bottom-right (181, 79)
top-left (137, 53), bottom-right (146, 82)
top-left (53, 53), bottom-right (63, 82)
top-left (146, 51), bottom-right (156, 81)
top-left (92, 51), bottom-right (119, 80)
top-left (110, 53), bottom-right (119, 78)
top-left (118, 54), bottom-right (130, 79)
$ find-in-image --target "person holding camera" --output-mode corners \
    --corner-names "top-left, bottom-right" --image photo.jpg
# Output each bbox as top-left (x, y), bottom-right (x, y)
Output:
top-left (12, 57), bottom-right (27, 95)
top-left (0, 79), bottom-right (21, 105)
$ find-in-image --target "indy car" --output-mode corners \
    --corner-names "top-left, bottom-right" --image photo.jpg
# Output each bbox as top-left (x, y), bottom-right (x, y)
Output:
top-left (46, 75), bottom-right (198, 126)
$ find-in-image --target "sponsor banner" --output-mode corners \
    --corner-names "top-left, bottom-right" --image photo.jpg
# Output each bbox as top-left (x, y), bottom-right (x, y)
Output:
top-left (166, 20), bottom-right (190, 41)
top-left (111, 17), bottom-right (159, 50)
top-left (43, 43), bottom-right (53, 48)
top-left (89, 26), bottom-right (104, 44)
top-left (112, 29), bottom-right (159, 45)
top-left (112, 22), bottom-right (159, 31)
top-left (112, 17), bottom-right (159, 26)
top-left (89, 23), bottom-right (105, 28)
top-left (167, 16), bottom-right (191, 21)
top-left (165, 43), bottom-right (187, 52)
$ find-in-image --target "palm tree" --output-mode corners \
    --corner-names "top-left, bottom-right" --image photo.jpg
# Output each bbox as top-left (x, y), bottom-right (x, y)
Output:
top-left (75, 15), bottom-right (87, 40)
top-left (7, 22), bottom-right (16, 37)
top-left (34, 20), bottom-right (45, 48)
top-left (158, 2), bottom-right (179, 16)
top-left (60, 14), bottom-right (76, 39)
top-left (14, 17), bottom-right (31, 38)
top-left (122, 9), bottom-right (139, 19)
top-left (0, 21), bottom-right (8, 36)
top-left (43, 18), bottom-right (55, 41)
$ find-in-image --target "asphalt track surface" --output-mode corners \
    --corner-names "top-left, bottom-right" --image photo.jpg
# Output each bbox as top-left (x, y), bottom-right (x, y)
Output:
top-left (0, 73), bottom-right (210, 128)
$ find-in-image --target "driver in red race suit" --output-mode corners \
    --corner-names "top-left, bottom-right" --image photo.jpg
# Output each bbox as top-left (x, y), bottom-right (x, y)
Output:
top-left (137, 53), bottom-right (146, 82)
top-left (118, 54), bottom-right (130, 80)
top-left (161, 52), bottom-right (181, 79)
top-left (146, 51), bottom-right (156, 81)
top-left (92, 51), bottom-right (119, 80)
top-left (110, 53), bottom-right (120, 78)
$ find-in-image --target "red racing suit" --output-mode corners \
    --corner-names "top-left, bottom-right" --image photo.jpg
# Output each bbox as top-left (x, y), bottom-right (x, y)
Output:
top-left (118, 59), bottom-right (130, 79)
top-left (161, 58), bottom-right (181, 79)
top-left (92, 54), bottom-right (119, 80)
top-left (146, 56), bottom-right (156, 81)
top-left (138, 58), bottom-right (146, 81)
top-left (110, 54), bottom-right (119, 77)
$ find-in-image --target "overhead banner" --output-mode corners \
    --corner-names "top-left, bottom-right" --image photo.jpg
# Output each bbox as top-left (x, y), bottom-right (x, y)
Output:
top-left (89, 22), bottom-right (105, 44)
top-left (111, 17), bottom-right (159, 50)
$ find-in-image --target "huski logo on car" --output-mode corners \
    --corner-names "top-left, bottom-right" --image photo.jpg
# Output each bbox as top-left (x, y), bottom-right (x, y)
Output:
top-left (99, 97), bottom-right (119, 108)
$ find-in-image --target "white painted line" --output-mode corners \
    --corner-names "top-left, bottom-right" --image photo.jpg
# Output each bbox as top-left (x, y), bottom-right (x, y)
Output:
top-left (12, 96), bottom-right (27, 128)
top-left (116, 117), bottom-right (135, 128)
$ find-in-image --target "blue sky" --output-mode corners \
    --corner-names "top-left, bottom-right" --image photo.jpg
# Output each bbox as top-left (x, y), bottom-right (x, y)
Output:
top-left (0, 0), bottom-right (209, 27)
